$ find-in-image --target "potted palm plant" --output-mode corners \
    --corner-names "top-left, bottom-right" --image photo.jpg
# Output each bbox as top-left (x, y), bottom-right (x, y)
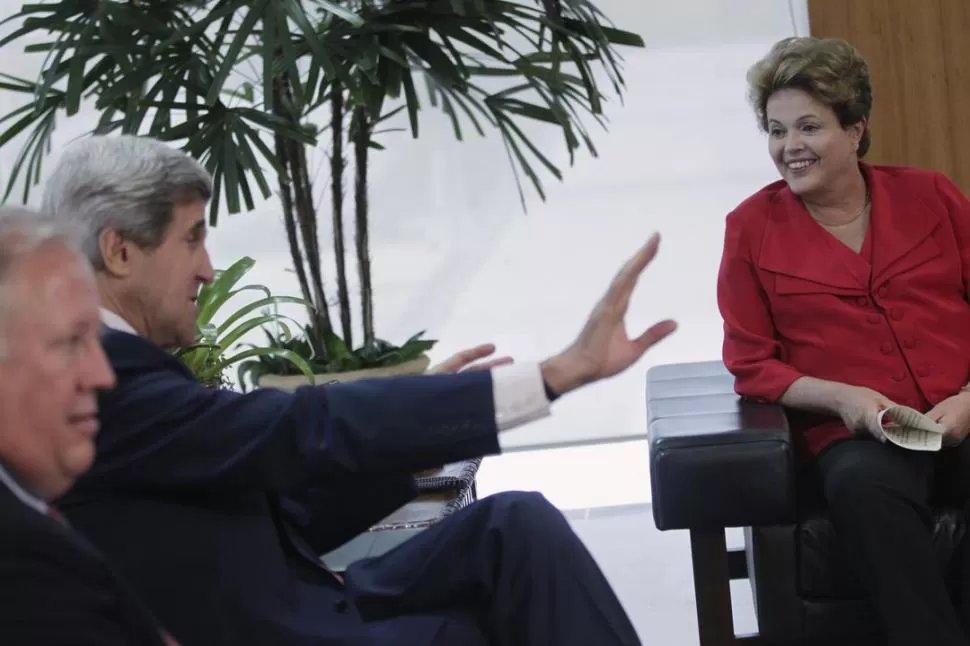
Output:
top-left (0, 0), bottom-right (643, 386)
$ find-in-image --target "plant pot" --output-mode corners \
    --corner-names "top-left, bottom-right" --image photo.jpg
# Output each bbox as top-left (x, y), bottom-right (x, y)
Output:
top-left (257, 355), bottom-right (431, 391)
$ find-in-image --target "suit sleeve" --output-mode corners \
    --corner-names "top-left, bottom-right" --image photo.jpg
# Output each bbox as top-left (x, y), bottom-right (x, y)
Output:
top-left (89, 354), bottom-right (501, 493)
top-left (935, 172), bottom-right (970, 301)
top-left (278, 473), bottom-right (419, 555)
top-left (717, 211), bottom-right (804, 402)
top-left (0, 540), bottom-right (160, 646)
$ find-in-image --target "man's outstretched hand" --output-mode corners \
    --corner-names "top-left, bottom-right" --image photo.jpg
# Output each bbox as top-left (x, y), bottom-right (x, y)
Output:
top-left (429, 343), bottom-right (514, 374)
top-left (540, 233), bottom-right (677, 396)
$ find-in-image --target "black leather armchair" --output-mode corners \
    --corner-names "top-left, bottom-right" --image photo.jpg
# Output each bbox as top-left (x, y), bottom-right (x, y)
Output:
top-left (646, 360), bottom-right (968, 646)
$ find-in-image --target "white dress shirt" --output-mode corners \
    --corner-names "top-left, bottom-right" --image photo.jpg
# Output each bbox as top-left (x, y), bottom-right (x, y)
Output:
top-left (100, 308), bottom-right (138, 335)
top-left (99, 309), bottom-right (552, 443)
top-left (0, 462), bottom-right (47, 514)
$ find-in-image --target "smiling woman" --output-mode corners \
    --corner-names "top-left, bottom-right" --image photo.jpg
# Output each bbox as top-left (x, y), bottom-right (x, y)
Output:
top-left (746, 36), bottom-right (872, 240)
top-left (715, 35), bottom-right (970, 646)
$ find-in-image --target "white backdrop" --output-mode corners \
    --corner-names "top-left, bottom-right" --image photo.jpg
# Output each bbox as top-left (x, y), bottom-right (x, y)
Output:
top-left (0, 0), bottom-right (807, 508)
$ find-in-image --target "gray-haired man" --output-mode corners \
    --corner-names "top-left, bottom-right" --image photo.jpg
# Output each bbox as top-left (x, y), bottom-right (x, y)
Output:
top-left (44, 134), bottom-right (676, 646)
top-left (0, 206), bottom-right (178, 645)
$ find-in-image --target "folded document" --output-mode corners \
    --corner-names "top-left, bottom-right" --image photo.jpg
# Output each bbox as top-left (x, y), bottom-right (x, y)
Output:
top-left (874, 405), bottom-right (944, 451)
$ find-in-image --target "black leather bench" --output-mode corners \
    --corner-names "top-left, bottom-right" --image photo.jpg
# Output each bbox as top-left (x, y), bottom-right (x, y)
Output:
top-left (647, 360), bottom-right (968, 646)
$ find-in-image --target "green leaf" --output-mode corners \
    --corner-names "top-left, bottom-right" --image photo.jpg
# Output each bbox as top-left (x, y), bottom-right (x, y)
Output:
top-left (217, 295), bottom-right (308, 335)
top-left (235, 346), bottom-right (317, 387)
top-left (399, 68), bottom-right (420, 137)
top-left (323, 327), bottom-right (355, 364)
top-left (309, 0), bottom-right (364, 27)
top-left (218, 313), bottom-right (285, 349)
top-left (492, 97), bottom-right (559, 124)
top-left (197, 256), bottom-right (256, 325)
top-left (206, 0), bottom-right (267, 106)
top-left (563, 19), bottom-right (645, 48)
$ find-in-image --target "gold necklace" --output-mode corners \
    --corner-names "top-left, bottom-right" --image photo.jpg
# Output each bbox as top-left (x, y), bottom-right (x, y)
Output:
top-left (810, 191), bottom-right (871, 228)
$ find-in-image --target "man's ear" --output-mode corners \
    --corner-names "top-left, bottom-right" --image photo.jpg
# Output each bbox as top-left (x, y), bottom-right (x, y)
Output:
top-left (98, 228), bottom-right (132, 277)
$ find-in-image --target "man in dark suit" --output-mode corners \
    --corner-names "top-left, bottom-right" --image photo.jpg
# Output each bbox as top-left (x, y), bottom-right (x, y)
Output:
top-left (43, 134), bottom-right (678, 645)
top-left (0, 206), bottom-right (178, 645)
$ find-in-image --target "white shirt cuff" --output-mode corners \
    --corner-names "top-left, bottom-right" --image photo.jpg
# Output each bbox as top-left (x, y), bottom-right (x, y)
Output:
top-left (491, 362), bottom-right (552, 434)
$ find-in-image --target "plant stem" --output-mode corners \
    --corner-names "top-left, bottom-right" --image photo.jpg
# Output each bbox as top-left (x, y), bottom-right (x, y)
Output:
top-left (275, 132), bottom-right (312, 308)
top-left (290, 133), bottom-right (330, 350)
top-left (273, 69), bottom-right (332, 355)
top-left (272, 102), bottom-right (313, 322)
top-left (330, 84), bottom-right (353, 348)
top-left (352, 105), bottom-right (374, 346)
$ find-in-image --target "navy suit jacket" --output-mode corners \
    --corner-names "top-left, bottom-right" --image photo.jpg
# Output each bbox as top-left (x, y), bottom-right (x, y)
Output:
top-left (57, 329), bottom-right (502, 645)
top-left (0, 483), bottom-right (169, 645)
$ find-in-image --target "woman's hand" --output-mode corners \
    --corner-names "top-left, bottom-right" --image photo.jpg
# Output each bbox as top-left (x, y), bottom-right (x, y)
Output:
top-left (926, 392), bottom-right (970, 447)
top-left (834, 385), bottom-right (896, 439)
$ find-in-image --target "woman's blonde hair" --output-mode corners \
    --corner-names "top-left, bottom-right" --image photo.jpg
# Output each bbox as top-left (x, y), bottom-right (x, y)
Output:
top-left (747, 36), bottom-right (873, 156)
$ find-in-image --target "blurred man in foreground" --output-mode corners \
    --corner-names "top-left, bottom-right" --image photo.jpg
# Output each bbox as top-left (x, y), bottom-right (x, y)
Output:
top-left (0, 206), bottom-right (178, 645)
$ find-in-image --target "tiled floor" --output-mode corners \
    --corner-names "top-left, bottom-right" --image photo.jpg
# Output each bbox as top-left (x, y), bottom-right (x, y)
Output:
top-left (567, 504), bottom-right (758, 643)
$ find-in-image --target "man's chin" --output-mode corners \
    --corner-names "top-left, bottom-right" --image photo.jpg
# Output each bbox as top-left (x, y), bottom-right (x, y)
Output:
top-left (174, 330), bottom-right (199, 349)
top-left (155, 327), bottom-right (198, 350)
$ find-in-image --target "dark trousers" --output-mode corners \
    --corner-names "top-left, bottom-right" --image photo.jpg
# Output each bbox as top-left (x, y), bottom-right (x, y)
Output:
top-left (816, 437), bottom-right (970, 646)
top-left (344, 491), bottom-right (641, 646)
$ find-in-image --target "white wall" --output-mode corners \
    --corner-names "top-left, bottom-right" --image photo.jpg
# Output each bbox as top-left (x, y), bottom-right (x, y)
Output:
top-left (790, 0), bottom-right (811, 36)
top-left (0, 0), bottom-right (798, 508)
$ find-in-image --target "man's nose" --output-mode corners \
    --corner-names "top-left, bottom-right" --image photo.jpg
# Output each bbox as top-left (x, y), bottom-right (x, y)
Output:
top-left (198, 250), bottom-right (215, 285)
top-left (85, 340), bottom-right (116, 391)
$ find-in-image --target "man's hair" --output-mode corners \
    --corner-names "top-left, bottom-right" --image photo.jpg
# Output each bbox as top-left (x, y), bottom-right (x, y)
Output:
top-left (41, 134), bottom-right (212, 270)
top-left (0, 205), bottom-right (85, 358)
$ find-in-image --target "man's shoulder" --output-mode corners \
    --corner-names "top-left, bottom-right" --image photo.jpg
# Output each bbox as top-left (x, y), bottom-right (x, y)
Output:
top-left (0, 488), bottom-right (163, 645)
top-left (100, 328), bottom-right (163, 358)
top-left (100, 329), bottom-right (192, 379)
top-left (0, 487), bottom-right (94, 572)
top-left (0, 485), bottom-right (42, 539)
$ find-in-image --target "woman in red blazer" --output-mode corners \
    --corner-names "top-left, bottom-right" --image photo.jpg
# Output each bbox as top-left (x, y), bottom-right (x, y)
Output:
top-left (718, 37), bottom-right (970, 646)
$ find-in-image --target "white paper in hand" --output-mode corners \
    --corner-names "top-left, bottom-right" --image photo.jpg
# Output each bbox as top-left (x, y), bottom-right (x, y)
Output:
top-left (873, 405), bottom-right (944, 451)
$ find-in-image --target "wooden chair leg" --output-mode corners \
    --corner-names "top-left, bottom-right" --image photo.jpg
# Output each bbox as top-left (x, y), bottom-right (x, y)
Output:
top-left (691, 528), bottom-right (736, 645)
top-left (690, 528), bottom-right (765, 645)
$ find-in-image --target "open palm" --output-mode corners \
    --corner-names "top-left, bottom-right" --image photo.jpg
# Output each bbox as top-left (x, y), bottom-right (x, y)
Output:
top-left (545, 233), bottom-right (678, 393)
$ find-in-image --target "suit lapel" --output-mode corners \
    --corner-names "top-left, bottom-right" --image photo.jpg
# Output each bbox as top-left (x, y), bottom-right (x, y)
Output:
top-left (759, 189), bottom-right (870, 292)
top-left (865, 164), bottom-right (943, 289)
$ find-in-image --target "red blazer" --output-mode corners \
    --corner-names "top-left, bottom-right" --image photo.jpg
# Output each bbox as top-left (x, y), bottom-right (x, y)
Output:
top-left (717, 163), bottom-right (970, 457)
